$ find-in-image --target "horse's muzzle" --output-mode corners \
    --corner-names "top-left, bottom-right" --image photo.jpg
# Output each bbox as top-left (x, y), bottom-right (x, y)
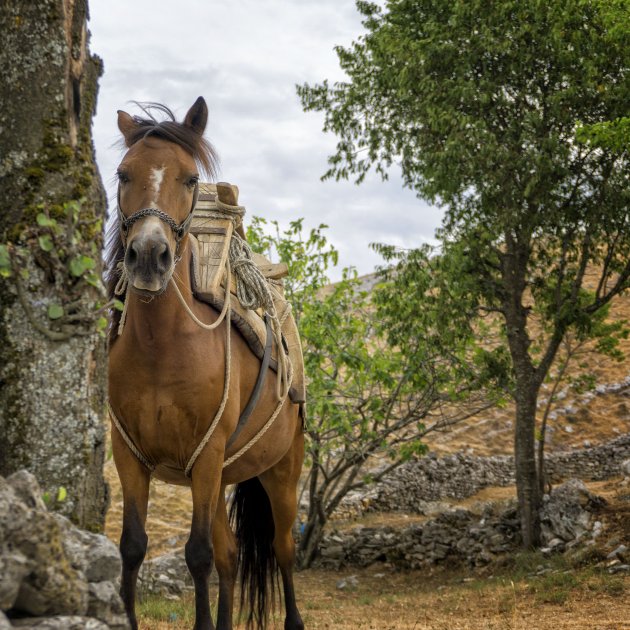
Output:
top-left (124, 232), bottom-right (173, 294)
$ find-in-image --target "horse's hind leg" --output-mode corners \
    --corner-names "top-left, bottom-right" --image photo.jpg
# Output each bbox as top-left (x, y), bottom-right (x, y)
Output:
top-left (212, 487), bottom-right (237, 630)
top-left (112, 430), bottom-right (151, 630)
top-left (259, 431), bottom-right (305, 630)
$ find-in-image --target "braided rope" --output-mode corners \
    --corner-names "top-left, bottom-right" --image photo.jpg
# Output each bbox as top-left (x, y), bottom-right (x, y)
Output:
top-left (183, 263), bottom-right (233, 477)
top-left (114, 262), bottom-right (130, 336)
top-left (222, 396), bottom-right (286, 468)
top-left (108, 403), bottom-right (155, 472)
top-left (171, 258), bottom-right (232, 331)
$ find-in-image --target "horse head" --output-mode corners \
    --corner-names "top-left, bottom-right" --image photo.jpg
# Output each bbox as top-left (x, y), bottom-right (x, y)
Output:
top-left (115, 97), bottom-right (217, 296)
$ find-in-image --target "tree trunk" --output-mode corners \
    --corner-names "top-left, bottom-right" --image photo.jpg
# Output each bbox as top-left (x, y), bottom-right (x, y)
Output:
top-left (513, 385), bottom-right (541, 548)
top-left (501, 233), bottom-right (542, 548)
top-left (0, 0), bottom-right (108, 530)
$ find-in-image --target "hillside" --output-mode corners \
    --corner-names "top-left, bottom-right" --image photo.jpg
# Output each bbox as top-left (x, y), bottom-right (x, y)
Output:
top-left (104, 270), bottom-right (630, 557)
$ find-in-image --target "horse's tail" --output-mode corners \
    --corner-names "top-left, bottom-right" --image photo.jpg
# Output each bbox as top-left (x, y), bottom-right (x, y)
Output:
top-left (229, 477), bottom-right (278, 629)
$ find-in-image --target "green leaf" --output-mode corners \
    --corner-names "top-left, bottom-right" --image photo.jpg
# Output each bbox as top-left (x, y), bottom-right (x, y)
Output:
top-left (69, 255), bottom-right (96, 277)
top-left (0, 244), bottom-right (10, 272)
top-left (56, 486), bottom-right (67, 502)
top-left (47, 304), bottom-right (64, 320)
top-left (113, 299), bottom-right (125, 312)
top-left (96, 316), bottom-right (108, 331)
top-left (38, 234), bottom-right (54, 252)
top-left (36, 213), bottom-right (56, 227)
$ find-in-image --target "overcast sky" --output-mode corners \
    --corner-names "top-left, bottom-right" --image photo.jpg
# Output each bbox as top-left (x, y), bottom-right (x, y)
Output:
top-left (89, 0), bottom-right (443, 278)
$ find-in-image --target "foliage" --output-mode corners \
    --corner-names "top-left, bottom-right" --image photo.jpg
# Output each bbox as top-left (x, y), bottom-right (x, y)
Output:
top-left (0, 200), bottom-right (121, 340)
top-left (298, 0), bottom-right (630, 547)
top-left (247, 218), bottom-right (494, 567)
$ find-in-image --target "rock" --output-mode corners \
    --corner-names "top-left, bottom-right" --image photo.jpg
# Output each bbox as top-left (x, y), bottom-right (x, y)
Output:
top-left (540, 479), bottom-right (603, 545)
top-left (606, 545), bottom-right (627, 561)
top-left (7, 470), bottom-right (48, 512)
top-left (0, 472), bottom-right (128, 629)
top-left (0, 551), bottom-right (30, 610)
top-left (87, 582), bottom-right (128, 630)
top-left (11, 617), bottom-right (110, 629)
top-left (621, 459), bottom-right (630, 477)
top-left (608, 564), bottom-right (630, 574)
top-left (0, 475), bottom-right (89, 616)
top-left (138, 548), bottom-right (199, 597)
top-left (0, 612), bottom-right (11, 630)
top-left (52, 514), bottom-right (121, 583)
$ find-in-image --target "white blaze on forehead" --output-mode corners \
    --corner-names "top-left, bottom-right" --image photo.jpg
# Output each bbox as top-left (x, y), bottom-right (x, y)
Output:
top-left (150, 166), bottom-right (166, 205)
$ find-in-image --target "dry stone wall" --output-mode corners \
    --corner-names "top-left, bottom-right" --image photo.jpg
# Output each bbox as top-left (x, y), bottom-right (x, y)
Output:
top-left (357, 432), bottom-right (630, 515)
top-left (319, 479), bottom-right (612, 569)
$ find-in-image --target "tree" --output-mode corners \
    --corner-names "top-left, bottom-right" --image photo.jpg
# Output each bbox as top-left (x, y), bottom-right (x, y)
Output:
top-left (298, 0), bottom-right (630, 547)
top-left (0, 0), bottom-right (108, 529)
top-left (247, 219), bottom-right (495, 567)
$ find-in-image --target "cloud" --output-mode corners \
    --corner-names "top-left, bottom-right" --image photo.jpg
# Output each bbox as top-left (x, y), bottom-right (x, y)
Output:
top-left (90, 0), bottom-right (443, 279)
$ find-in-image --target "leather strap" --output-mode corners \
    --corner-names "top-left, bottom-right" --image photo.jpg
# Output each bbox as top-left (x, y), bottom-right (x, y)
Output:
top-left (226, 314), bottom-right (273, 450)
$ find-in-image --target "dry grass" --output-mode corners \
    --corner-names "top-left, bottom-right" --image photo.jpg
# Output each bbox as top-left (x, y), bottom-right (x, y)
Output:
top-left (135, 562), bottom-right (630, 630)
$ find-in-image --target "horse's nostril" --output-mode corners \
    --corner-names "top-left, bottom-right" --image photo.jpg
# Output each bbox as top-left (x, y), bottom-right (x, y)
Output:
top-left (125, 241), bottom-right (139, 268)
top-left (154, 241), bottom-right (171, 272)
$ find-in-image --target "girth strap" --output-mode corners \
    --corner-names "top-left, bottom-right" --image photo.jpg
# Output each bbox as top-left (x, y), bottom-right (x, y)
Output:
top-left (226, 314), bottom-right (273, 450)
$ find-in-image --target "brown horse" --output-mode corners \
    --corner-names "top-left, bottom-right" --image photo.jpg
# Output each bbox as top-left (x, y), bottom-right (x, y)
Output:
top-left (105, 97), bottom-right (305, 630)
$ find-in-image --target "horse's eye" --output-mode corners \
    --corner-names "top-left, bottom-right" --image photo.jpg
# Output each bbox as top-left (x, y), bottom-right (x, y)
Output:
top-left (117, 170), bottom-right (130, 184)
top-left (186, 175), bottom-right (199, 188)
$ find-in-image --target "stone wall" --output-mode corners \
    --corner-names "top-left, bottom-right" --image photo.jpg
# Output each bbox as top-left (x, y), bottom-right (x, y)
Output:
top-left (319, 479), bottom-right (612, 569)
top-left (0, 472), bottom-right (128, 630)
top-left (356, 432), bottom-right (630, 515)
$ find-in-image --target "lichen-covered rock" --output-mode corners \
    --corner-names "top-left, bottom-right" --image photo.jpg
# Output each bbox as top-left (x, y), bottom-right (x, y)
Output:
top-left (0, 551), bottom-right (30, 610)
top-left (0, 471), bottom-right (129, 629)
top-left (52, 513), bottom-right (121, 583)
top-left (0, 474), bottom-right (88, 616)
top-left (540, 478), bottom-right (605, 545)
top-left (11, 617), bottom-right (110, 630)
top-left (0, 612), bottom-right (11, 630)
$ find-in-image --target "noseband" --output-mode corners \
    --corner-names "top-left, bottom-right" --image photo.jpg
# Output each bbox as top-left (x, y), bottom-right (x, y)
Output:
top-left (117, 183), bottom-right (200, 260)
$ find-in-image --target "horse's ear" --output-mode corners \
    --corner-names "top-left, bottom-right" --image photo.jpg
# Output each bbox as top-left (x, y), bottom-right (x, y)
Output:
top-left (117, 110), bottom-right (138, 147)
top-left (183, 97), bottom-right (208, 136)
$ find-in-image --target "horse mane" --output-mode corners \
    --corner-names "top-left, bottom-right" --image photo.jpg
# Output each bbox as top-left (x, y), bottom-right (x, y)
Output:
top-left (104, 102), bottom-right (219, 343)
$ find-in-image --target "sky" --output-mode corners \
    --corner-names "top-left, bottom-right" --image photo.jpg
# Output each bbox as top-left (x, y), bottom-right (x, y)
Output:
top-left (89, 0), bottom-right (443, 278)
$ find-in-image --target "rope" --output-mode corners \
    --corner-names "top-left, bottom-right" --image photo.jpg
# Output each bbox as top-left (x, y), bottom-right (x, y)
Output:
top-left (222, 396), bottom-right (286, 468)
top-left (114, 262), bottom-right (130, 336)
top-left (171, 258), bottom-right (232, 331)
top-left (183, 263), bottom-right (233, 477)
top-left (108, 402), bottom-right (155, 472)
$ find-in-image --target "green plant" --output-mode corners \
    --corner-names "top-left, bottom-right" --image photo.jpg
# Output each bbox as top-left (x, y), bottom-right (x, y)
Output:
top-left (0, 200), bottom-right (122, 340)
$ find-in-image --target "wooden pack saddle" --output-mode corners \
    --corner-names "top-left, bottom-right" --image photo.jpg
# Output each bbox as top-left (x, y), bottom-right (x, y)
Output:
top-left (188, 182), bottom-right (306, 407)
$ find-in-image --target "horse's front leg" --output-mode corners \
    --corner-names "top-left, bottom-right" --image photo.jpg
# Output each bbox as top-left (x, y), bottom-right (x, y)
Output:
top-left (112, 428), bottom-right (151, 630)
top-left (186, 447), bottom-right (224, 630)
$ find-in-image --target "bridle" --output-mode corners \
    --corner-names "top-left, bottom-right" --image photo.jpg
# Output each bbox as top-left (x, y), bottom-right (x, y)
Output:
top-left (116, 182), bottom-right (200, 261)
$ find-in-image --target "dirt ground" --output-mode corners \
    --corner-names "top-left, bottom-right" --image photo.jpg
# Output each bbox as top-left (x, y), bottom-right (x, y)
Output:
top-left (135, 562), bottom-right (630, 630)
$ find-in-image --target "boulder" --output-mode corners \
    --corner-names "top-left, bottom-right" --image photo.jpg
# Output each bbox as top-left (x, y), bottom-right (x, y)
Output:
top-left (0, 471), bottom-right (129, 629)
